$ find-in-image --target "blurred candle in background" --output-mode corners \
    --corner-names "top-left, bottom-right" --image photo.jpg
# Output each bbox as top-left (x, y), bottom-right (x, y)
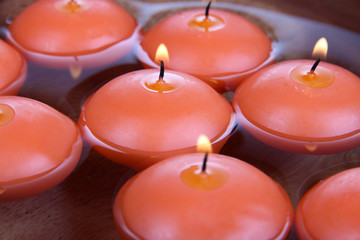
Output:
top-left (0, 39), bottom-right (26, 95)
top-left (6, 0), bottom-right (139, 75)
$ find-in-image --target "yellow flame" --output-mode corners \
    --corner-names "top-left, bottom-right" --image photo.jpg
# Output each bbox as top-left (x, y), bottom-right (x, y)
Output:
top-left (155, 43), bottom-right (169, 63)
top-left (312, 37), bottom-right (328, 60)
top-left (196, 134), bottom-right (213, 153)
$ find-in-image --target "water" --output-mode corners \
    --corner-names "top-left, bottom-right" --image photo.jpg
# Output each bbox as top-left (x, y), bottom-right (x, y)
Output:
top-left (1, 1), bottom-right (360, 239)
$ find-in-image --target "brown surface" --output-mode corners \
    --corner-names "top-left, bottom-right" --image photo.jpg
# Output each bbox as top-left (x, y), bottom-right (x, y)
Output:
top-left (0, 0), bottom-right (359, 240)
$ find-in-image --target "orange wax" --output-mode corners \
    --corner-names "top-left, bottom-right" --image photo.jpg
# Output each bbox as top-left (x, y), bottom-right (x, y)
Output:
top-left (77, 69), bottom-right (235, 170)
top-left (0, 39), bottom-right (27, 95)
top-left (138, 8), bottom-right (273, 92)
top-left (7, 0), bottom-right (138, 68)
top-left (232, 60), bottom-right (360, 154)
top-left (0, 96), bottom-right (82, 201)
top-left (295, 167), bottom-right (360, 239)
top-left (113, 153), bottom-right (294, 239)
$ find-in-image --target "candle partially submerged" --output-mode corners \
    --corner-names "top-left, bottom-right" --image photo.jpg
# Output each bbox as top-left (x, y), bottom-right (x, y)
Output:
top-left (232, 38), bottom-right (360, 154)
top-left (0, 96), bottom-right (82, 201)
top-left (78, 69), bottom-right (235, 170)
top-left (78, 44), bottom-right (235, 170)
top-left (0, 39), bottom-right (27, 95)
top-left (6, 0), bottom-right (138, 70)
top-left (295, 167), bottom-right (360, 239)
top-left (113, 136), bottom-right (293, 239)
top-left (138, 2), bottom-right (273, 92)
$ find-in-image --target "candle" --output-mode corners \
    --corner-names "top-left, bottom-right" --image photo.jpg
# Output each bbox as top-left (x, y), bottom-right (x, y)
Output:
top-left (0, 96), bottom-right (82, 201)
top-left (113, 135), bottom-right (294, 239)
top-left (295, 167), bottom-right (360, 239)
top-left (137, 1), bottom-right (273, 92)
top-left (78, 44), bottom-right (235, 170)
top-left (0, 39), bottom-right (27, 95)
top-left (232, 38), bottom-right (360, 154)
top-left (6, 0), bottom-right (138, 71)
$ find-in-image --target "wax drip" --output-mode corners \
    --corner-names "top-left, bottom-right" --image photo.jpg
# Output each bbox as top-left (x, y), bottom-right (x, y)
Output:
top-left (310, 59), bottom-right (321, 73)
top-left (201, 152), bottom-right (209, 172)
top-left (205, 1), bottom-right (212, 18)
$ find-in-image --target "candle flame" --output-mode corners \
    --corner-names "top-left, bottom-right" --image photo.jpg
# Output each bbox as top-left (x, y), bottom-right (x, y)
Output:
top-left (312, 37), bottom-right (328, 60)
top-left (197, 134), bottom-right (213, 153)
top-left (155, 43), bottom-right (169, 63)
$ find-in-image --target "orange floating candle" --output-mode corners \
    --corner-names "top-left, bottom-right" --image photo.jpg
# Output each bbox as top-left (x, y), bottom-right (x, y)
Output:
top-left (78, 44), bottom-right (235, 170)
top-left (0, 39), bottom-right (27, 95)
top-left (295, 167), bottom-right (360, 239)
top-left (6, 0), bottom-right (138, 69)
top-left (113, 135), bottom-right (294, 239)
top-left (138, 1), bottom-right (273, 92)
top-left (0, 96), bottom-right (82, 201)
top-left (232, 38), bottom-right (360, 154)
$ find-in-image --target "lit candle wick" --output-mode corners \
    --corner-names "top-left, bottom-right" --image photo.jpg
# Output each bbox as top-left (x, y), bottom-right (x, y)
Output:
top-left (201, 152), bottom-right (209, 172)
top-left (310, 58), bottom-right (321, 73)
top-left (158, 60), bottom-right (165, 82)
top-left (205, 1), bottom-right (212, 18)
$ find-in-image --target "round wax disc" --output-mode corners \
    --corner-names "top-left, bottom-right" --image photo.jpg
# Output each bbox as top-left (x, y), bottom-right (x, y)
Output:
top-left (295, 167), bottom-right (360, 239)
top-left (232, 60), bottom-right (360, 154)
top-left (114, 153), bottom-right (294, 239)
top-left (0, 96), bottom-right (82, 201)
top-left (0, 39), bottom-right (27, 95)
top-left (78, 69), bottom-right (235, 169)
top-left (8, 0), bottom-right (137, 56)
top-left (139, 8), bottom-right (273, 91)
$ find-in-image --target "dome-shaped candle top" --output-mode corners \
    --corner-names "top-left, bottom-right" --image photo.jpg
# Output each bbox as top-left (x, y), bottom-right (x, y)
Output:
top-left (78, 68), bottom-right (235, 170)
top-left (295, 167), bottom-right (360, 239)
top-left (232, 38), bottom-right (360, 154)
top-left (6, 0), bottom-right (138, 69)
top-left (138, 3), bottom-right (273, 92)
top-left (0, 96), bottom-right (82, 201)
top-left (0, 39), bottom-right (27, 95)
top-left (8, 0), bottom-right (137, 56)
top-left (113, 153), bottom-right (294, 239)
top-left (233, 59), bottom-right (360, 154)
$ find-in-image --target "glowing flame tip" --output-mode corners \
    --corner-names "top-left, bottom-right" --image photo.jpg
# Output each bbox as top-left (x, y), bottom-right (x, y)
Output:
top-left (312, 37), bottom-right (328, 60)
top-left (197, 134), bottom-right (213, 153)
top-left (155, 43), bottom-right (169, 63)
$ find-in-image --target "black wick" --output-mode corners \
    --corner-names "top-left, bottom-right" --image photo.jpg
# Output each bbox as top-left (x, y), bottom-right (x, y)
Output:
top-left (205, 1), bottom-right (212, 18)
top-left (310, 58), bottom-right (321, 73)
top-left (201, 152), bottom-right (209, 172)
top-left (159, 60), bottom-right (164, 80)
